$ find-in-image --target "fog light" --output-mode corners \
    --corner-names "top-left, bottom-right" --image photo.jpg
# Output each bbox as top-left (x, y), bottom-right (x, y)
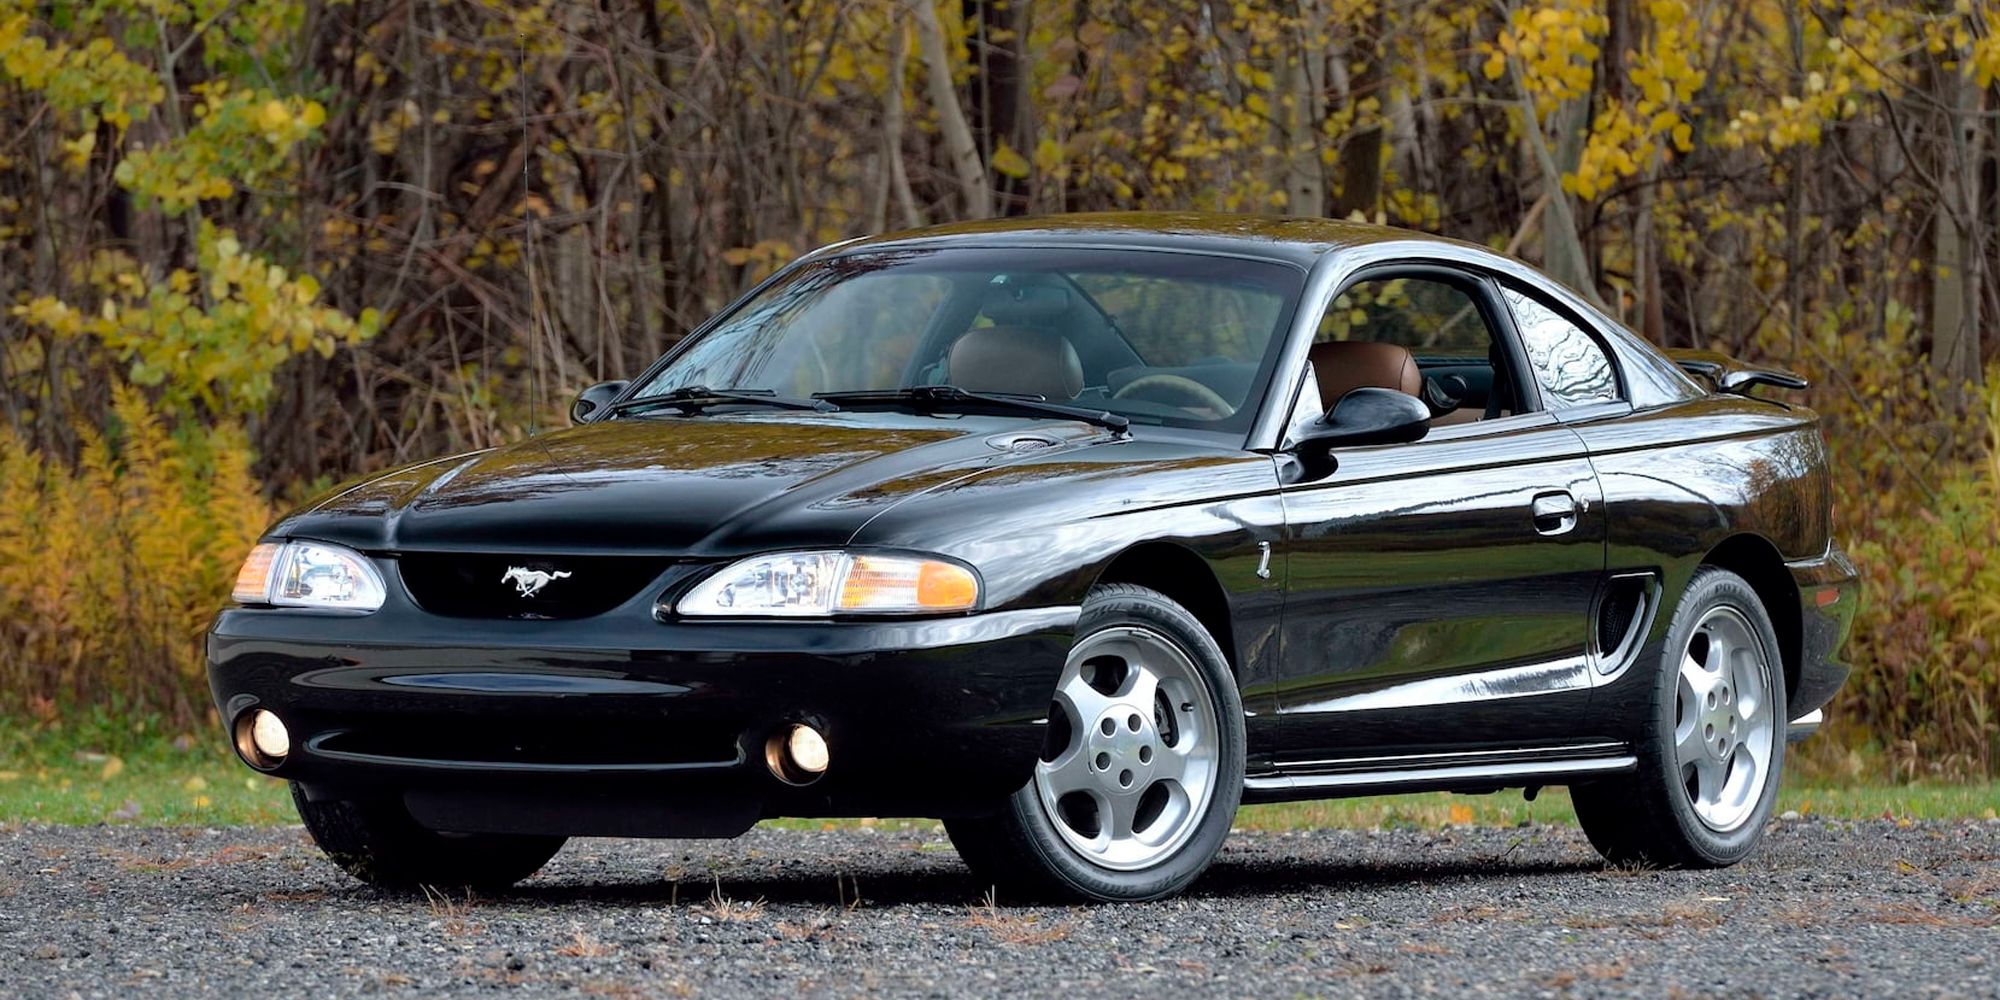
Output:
top-left (234, 709), bottom-right (290, 769)
top-left (765, 723), bottom-right (829, 785)
top-left (787, 725), bottom-right (829, 773)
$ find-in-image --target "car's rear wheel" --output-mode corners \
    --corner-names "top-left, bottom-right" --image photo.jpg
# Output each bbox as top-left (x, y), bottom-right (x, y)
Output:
top-left (945, 583), bottom-right (1244, 902)
top-left (291, 784), bottom-right (565, 890)
top-left (1573, 566), bottom-right (1786, 867)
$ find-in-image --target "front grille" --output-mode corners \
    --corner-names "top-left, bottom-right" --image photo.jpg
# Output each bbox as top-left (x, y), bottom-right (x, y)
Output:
top-left (398, 553), bottom-right (673, 619)
top-left (314, 716), bottom-right (742, 768)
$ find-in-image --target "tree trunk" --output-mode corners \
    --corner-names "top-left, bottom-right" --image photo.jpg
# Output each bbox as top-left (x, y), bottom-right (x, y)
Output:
top-left (965, 0), bottom-right (1029, 215)
top-left (1331, 8), bottom-right (1382, 219)
top-left (1929, 43), bottom-right (1985, 390)
top-left (1279, 0), bottom-right (1327, 217)
top-left (910, 0), bottom-right (992, 220)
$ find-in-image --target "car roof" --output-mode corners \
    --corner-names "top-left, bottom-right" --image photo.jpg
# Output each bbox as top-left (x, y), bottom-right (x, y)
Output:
top-left (824, 212), bottom-right (1498, 268)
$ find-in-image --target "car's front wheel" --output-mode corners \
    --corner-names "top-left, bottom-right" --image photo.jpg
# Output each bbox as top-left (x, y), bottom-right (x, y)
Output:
top-left (945, 584), bottom-right (1244, 902)
top-left (1573, 566), bottom-right (1787, 867)
top-left (292, 784), bottom-right (566, 890)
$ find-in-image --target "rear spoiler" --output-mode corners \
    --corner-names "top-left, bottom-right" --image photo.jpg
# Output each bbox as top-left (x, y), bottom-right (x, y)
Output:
top-left (1664, 349), bottom-right (1809, 395)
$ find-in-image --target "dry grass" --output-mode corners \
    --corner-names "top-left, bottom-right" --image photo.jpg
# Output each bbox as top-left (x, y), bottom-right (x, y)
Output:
top-left (693, 878), bottom-right (766, 923)
top-left (1862, 902), bottom-right (1998, 928)
top-left (104, 843), bottom-right (280, 874)
top-left (421, 885), bottom-right (486, 937)
top-left (1430, 903), bottom-right (1528, 924)
top-left (557, 930), bottom-right (618, 958)
top-left (1582, 960), bottom-right (1630, 981)
top-left (1596, 860), bottom-right (1661, 879)
top-left (772, 911), bottom-right (841, 943)
top-left (1945, 870), bottom-right (2000, 905)
top-left (962, 888), bottom-right (1076, 945)
top-left (1560, 901), bottom-right (1727, 931)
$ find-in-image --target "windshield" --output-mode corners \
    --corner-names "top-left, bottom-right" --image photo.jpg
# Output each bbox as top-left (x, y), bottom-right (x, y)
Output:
top-left (632, 247), bottom-right (1304, 430)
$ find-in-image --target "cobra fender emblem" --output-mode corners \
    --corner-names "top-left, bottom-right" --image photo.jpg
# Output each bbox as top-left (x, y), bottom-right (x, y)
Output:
top-left (502, 566), bottom-right (572, 598)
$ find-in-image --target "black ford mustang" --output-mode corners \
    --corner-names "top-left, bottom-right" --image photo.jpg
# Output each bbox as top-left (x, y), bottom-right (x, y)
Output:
top-left (210, 214), bottom-right (1856, 902)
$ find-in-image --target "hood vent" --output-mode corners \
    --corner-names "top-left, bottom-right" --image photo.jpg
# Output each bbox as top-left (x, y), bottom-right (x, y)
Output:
top-left (398, 553), bottom-right (673, 620)
top-left (986, 431), bottom-right (1062, 453)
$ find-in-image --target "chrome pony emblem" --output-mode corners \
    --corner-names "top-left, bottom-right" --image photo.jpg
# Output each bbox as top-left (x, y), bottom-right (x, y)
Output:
top-left (501, 566), bottom-right (571, 598)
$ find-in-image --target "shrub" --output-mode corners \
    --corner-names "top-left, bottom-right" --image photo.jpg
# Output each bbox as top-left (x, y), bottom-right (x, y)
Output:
top-left (0, 386), bottom-right (272, 721)
top-left (1825, 372), bottom-right (2000, 779)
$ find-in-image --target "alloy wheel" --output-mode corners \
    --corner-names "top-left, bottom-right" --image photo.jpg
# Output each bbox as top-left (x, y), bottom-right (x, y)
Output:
top-left (1033, 625), bottom-right (1220, 871)
top-left (1673, 605), bottom-right (1776, 832)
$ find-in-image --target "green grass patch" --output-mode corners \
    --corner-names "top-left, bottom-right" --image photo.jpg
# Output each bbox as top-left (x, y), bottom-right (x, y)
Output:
top-left (1233, 778), bottom-right (2000, 832)
top-left (2, 717), bottom-right (1993, 829)
top-left (0, 713), bottom-right (293, 826)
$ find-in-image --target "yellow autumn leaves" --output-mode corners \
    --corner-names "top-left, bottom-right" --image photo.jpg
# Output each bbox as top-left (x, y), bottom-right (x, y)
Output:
top-left (116, 83), bottom-right (329, 214)
top-left (1485, 1), bottom-right (2000, 199)
top-left (12, 225), bottom-right (382, 415)
top-left (0, 386), bottom-right (275, 713)
top-left (1485, 0), bottom-right (1701, 201)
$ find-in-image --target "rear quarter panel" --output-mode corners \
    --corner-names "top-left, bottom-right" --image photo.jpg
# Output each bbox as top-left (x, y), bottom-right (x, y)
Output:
top-left (1568, 394), bottom-right (1833, 738)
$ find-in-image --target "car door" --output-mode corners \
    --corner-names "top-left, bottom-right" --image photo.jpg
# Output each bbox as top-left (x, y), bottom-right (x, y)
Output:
top-left (1269, 265), bottom-right (1608, 760)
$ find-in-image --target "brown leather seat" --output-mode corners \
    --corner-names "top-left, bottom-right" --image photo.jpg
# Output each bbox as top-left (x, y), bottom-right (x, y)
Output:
top-left (1307, 340), bottom-right (1422, 406)
top-left (946, 327), bottom-right (1085, 400)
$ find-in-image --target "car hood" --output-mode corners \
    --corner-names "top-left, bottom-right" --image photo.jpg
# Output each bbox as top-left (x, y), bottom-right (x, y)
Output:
top-left (272, 412), bottom-right (1121, 557)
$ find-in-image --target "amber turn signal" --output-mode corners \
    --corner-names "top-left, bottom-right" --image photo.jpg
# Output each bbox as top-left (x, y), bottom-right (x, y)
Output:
top-left (837, 556), bottom-right (978, 612)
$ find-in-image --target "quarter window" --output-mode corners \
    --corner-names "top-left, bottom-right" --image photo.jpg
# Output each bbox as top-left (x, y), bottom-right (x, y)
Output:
top-left (1502, 287), bottom-right (1620, 407)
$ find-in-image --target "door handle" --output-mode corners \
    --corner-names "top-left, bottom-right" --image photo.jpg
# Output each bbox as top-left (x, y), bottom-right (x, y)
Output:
top-left (1531, 491), bottom-right (1579, 536)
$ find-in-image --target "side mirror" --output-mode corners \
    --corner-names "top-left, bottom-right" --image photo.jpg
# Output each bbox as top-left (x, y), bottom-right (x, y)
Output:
top-left (570, 380), bottom-right (629, 425)
top-left (1294, 386), bottom-right (1430, 458)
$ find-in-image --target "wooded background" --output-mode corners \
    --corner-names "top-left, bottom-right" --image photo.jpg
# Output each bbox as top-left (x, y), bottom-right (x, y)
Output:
top-left (2, 0), bottom-right (1997, 776)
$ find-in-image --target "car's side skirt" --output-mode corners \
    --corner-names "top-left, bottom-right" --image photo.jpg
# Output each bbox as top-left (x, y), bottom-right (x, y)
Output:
top-left (1241, 741), bottom-right (1635, 803)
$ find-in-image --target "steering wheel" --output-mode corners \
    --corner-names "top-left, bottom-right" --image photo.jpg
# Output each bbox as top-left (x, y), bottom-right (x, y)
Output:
top-left (1113, 374), bottom-right (1235, 419)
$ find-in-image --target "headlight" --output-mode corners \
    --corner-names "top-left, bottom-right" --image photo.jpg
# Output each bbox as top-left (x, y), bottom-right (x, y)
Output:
top-left (231, 540), bottom-right (388, 611)
top-left (675, 551), bottom-right (980, 617)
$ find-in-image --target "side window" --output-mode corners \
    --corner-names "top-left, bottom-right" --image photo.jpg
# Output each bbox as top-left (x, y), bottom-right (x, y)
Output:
top-left (1310, 275), bottom-right (1517, 425)
top-left (1502, 286), bottom-right (1621, 407)
top-left (1316, 277), bottom-right (1488, 352)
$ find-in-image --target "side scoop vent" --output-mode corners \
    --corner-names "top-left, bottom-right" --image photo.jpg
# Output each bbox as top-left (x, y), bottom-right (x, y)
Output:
top-left (1594, 572), bottom-right (1661, 675)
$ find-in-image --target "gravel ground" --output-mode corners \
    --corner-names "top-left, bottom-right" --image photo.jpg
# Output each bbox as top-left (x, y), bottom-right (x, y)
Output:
top-left (1, 818), bottom-right (1996, 998)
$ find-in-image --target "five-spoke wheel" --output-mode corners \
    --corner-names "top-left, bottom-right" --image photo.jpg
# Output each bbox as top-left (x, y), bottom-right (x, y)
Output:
top-left (1575, 566), bottom-right (1787, 867)
top-left (1034, 625), bottom-right (1220, 871)
top-left (1672, 606), bottom-right (1777, 833)
top-left (945, 584), bottom-right (1244, 901)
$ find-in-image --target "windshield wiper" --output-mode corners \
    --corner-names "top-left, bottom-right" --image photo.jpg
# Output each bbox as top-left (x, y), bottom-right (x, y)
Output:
top-left (815, 385), bottom-right (1130, 433)
top-left (609, 385), bottom-right (837, 417)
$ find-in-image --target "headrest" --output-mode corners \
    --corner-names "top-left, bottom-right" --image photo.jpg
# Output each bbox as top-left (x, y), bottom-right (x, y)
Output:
top-left (981, 282), bottom-right (1072, 326)
top-left (947, 327), bottom-right (1085, 400)
top-left (1307, 340), bottom-right (1422, 406)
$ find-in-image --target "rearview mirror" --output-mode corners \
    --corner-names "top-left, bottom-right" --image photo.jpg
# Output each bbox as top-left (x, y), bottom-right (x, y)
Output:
top-left (570, 380), bottom-right (629, 425)
top-left (1295, 387), bottom-right (1431, 453)
top-left (1286, 388), bottom-right (1430, 479)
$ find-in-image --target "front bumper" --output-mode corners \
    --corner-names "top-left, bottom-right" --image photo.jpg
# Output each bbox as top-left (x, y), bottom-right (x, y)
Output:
top-left (1785, 544), bottom-right (1859, 734)
top-left (208, 604), bottom-right (1076, 838)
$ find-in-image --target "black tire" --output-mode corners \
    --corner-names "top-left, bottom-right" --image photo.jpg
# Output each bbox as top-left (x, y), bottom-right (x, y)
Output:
top-left (945, 583), bottom-right (1245, 902)
top-left (1573, 567), bottom-right (1788, 867)
top-left (291, 784), bottom-right (565, 890)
